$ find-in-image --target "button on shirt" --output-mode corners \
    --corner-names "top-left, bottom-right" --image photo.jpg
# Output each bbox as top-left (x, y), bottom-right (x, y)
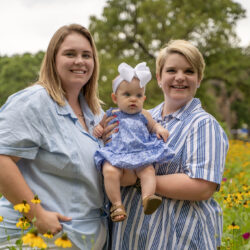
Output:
top-left (0, 85), bottom-right (107, 249)
top-left (112, 98), bottom-right (229, 250)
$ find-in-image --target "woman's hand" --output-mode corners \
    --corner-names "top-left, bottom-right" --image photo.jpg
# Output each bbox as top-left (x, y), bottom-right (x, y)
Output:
top-left (29, 206), bottom-right (72, 235)
top-left (0, 155), bottom-right (71, 235)
top-left (102, 115), bottom-right (119, 144)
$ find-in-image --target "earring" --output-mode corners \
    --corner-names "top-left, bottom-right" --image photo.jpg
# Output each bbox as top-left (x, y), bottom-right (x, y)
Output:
top-left (159, 84), bottom-right (162, 88)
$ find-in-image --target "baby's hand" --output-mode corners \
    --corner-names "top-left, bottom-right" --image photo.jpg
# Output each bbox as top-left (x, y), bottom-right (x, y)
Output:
top-left (156, 126), bottom-right (169, 142)
top-left (93, 124), bottom-right (104, 138)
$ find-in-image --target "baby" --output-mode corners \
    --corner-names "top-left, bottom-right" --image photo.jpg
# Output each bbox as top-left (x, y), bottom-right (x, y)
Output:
top-left (94, 62), bottom-right (174, 222)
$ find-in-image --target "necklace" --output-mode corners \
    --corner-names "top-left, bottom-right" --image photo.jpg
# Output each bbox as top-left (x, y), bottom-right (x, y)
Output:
top-left (78, 113), bottom-right (84, 118)
top-left (76, 112), bottom-right (88, 131)
top-left (77, 113), bottom-right (85, 121)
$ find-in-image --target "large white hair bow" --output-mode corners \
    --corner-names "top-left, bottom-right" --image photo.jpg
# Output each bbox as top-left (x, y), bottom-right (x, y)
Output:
top-left (112, 62), bottom-right (152, 93)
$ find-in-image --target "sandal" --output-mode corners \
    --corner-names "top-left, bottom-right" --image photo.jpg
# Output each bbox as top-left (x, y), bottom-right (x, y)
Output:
top-left (110, 204), bottom-right (127, 222)
top-left (143, 195), bottom-right (162, 215)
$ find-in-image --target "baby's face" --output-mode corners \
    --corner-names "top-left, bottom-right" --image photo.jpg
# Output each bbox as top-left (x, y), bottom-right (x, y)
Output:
top-left (113, 78), bottom-right (146, 114)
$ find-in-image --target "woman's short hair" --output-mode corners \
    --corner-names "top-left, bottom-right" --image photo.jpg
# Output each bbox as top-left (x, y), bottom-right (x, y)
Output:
top-left (156, 40), bottom-right (205, 81)
top-left (38, 23), bottom-right (101, 114)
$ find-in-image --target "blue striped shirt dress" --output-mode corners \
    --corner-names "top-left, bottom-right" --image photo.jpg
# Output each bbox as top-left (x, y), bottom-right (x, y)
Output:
top-left (111, 98), bottom-right (229, 250)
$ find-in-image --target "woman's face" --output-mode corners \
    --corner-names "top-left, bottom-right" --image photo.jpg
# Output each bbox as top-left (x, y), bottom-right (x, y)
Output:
top-left (56, 32), bottom-right (94, 94)
top-left (157, 53), bottom-right (201, 108)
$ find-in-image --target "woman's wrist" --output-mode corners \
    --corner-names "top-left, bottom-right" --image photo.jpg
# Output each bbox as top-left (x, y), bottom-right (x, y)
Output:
top-left (25, 203), bottom-right (44, 222)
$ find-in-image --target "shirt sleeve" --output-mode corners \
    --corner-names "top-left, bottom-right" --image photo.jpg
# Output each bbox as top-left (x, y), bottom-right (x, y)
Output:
top-left (0, 92), bottom-right (42, 159)
top-left (183, 117), bottom-right (228, 188)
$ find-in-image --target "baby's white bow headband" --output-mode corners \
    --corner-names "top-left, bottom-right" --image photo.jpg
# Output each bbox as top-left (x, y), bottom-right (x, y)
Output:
top-left (112, 62), bottom-right (152, 93)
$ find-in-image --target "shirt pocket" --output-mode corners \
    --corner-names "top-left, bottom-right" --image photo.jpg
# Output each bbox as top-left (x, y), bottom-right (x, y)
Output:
top-left (35, 148), bottom-right (78, 177)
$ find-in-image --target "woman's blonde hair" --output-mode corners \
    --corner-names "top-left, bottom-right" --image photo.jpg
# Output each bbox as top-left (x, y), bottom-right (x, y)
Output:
top-left (156, 40), bottom-right (205, 81)
top-left (38, 23), bottom-right (101, 114)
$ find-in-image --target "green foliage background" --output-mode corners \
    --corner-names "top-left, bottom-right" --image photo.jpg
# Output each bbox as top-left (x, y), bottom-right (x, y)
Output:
top-left (1, 0), bottom-right (250, 135)
top-left (0, 52), bottom-right (44, 106)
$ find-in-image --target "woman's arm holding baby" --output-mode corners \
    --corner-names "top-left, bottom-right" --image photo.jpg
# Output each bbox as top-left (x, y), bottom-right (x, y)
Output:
top-left (93, 111), bottom-right (119, 140)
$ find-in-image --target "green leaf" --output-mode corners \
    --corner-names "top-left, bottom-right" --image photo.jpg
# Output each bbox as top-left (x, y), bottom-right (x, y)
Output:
top-left (15, 239), bottom-right (22, 246)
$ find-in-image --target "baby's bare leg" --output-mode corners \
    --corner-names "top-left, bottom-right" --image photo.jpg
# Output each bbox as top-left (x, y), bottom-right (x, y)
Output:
top-left (103, 161), bottom-right (123, 205)
top-left (103, 162), bottom-right (127, 222)
top-left (136, 165), bottom-right (162, 214)
top-left (136, 165), bottom-right (156, 199)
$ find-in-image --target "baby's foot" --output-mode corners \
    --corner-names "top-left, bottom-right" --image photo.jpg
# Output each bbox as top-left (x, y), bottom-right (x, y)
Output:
top-left (142, 195), bottom-right (162, 215)
top-left (110, 204), bottom-right (127, 222)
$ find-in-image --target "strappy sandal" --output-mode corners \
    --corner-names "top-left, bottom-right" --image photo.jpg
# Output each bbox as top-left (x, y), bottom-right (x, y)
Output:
top-left (110, 204), bottom-right (127, 222)
top-left (143, 195), bottom-right (162, 215)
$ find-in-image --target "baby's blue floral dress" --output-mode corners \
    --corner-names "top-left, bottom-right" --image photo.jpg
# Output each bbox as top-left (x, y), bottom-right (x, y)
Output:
top-left (94, 108), bottom-right (174, 170)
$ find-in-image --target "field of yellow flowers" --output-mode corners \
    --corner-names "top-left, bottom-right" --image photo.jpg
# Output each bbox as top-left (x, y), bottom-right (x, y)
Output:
top-left (0, 139), bottom-right (249, 249)
top-left (214, 140), bottom-right (250, 249)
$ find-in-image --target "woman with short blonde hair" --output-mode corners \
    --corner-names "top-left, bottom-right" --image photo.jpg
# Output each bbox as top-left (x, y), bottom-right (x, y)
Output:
top-left (156, 39), bottom-right (205, 82)
top-left (112, 40), bottom-right (228, 250)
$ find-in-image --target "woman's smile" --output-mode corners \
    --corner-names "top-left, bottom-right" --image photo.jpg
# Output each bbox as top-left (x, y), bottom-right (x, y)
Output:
top-left (171, 85), bottom-right (188, 89)
top-left (70, 69), bottom-right (87, 74)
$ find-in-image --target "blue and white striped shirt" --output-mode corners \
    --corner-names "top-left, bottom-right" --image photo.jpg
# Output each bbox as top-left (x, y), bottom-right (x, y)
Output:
top-left (111, 98), bottom-right (228, 250)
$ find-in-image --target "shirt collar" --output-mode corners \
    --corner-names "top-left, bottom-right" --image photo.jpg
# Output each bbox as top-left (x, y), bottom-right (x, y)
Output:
top-left (54, 92), bottom-right (103, 127)
top-left (151, 98), bottom-right (201, 122)
top-left (55, 98), bottom-right (78, 121)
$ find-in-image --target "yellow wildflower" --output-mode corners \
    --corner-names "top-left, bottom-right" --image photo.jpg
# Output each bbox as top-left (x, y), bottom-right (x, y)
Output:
top-left (0, 216), bottom-right (3, 222)
top-left (43, 231), bottom-right (54, 239)
top-left (223, 197), bottom-right (227, 204)
top-left (236, 192), bottom-right (243, 200)
top-left (238, 172), bottom-right (245, 179)
top-left (233, 195), bottom-right (242, 205)
top-left (242, 162), bottom-right (250, 168)
top-left (14, 200), bottom-right (30, 213)
top-left (16, 216), bottom-right (30, 230)
top-left (22, 229), bottom-right (47, 248)
top-left (55, 233), bottom-right (72, 248)
top-left (224, 195), bottom-right (231, 203)
top-left (243, 201), bottom-right (249, 208)
top-left (228, 222), bottom-right (240, 230)
top-left (31, 195), bottom-right (41, 204)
